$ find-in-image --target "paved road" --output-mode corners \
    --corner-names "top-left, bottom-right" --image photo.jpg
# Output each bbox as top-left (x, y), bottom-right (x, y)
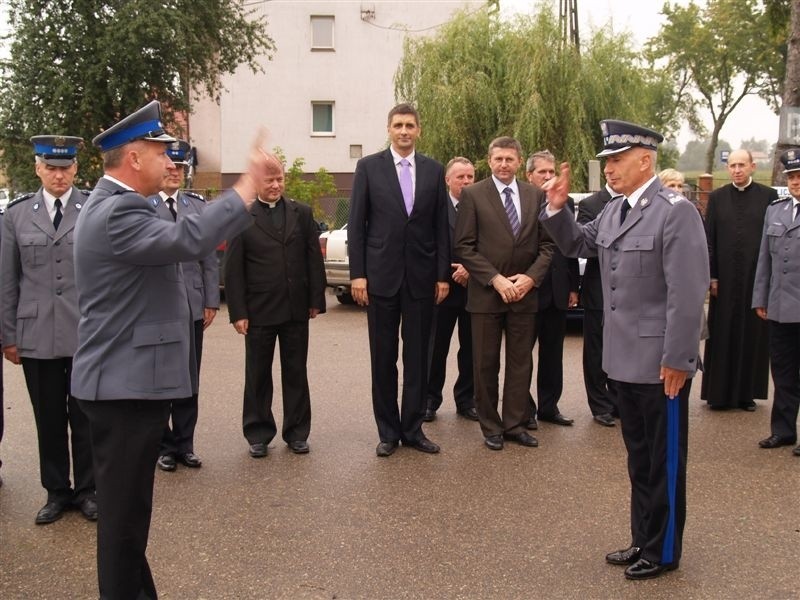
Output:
top-left (0, 293), bottom-right (798, 599)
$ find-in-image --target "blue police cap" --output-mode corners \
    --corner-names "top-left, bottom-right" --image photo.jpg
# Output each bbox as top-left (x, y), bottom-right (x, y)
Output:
top-left (92, 100), bottom-right (176, 152)
top-left (30, 135), bottom-right (83, 167)
top-left (166, 139), bottom-right (191, 164)
top-left (596, 119), bottom-right (664, 158)
top-left (780, 148), bottom-right (800, 174)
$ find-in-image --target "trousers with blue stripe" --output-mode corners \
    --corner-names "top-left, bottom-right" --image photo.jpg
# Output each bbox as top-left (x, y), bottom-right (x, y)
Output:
top-left (610, 378), bottom-right (690, 566)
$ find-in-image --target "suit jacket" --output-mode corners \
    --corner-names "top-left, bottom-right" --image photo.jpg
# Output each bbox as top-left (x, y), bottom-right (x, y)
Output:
top-left (441, 198), bottom-right (468, 308)
top-left (1, 186), bottom-right (86, 358)
top-left (542, 179), bottom-right (709, 384)
top-left (71, 177), bottom-right (253, 401)
top-left (537, 197), bottom-right (579, 311)
top-left (348, 148), bottom-right (450, 298)
top-left (752, 197), bottom-right (800, 323)
top-left (577, 189), bottom-right (614, 310)
top-left (454, 177), bottom-right (555, 314)
top-left (225, 197), bottom-right (326, 326)
top-left (151, 191), bottom-right (220, 321)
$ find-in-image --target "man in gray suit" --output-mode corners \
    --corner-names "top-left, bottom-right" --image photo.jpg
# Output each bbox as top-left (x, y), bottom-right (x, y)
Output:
top-left (72, 100), bottom-right (270, 600)
top-left (541, 120), bottom-right (708, 580)
top-left (152, 140), bottom-right (219, 472)
top-left (1, 135), bottom-right (96, 525)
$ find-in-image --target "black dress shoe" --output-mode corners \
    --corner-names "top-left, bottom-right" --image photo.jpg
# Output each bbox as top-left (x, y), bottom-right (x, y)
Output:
top-left (405, 437), bottom-right (440, 454)
top-left (793, 445), bottom-right (800, 456)
top-left (157, 455), bottom-right (177, 471)
top-left (376, 441), bottom-right (399, 457)
top-left (76, 497), bottom-right (98, 521)
top-left (539, 412), bottom-right (574, 426)
top-left (248, 443), bottom-right (268, 458)
top-left (179, 453), bottom-right (202, 468)
top-left (288, 440), bottom-right (310, 454)
top-left (594, 413), bottom-right (616, 427)
top-left (423, 408), bottom-right (436, 422)
top-left (484, 435), bottom-right (504, 451)
top-left (624, 558), bottom-right (677, 580)
top-left (758, 434), bottom-right (796, 449)
top-left (741, 401), bottom-right (757, 412)
top-left (35, 500), bottom-right (67, 525)
top-left (457, 407), bottom-right (479, 421)
top-left (503, 431), bottom-right (538, 447)
top-left (605, 545), bottom-right (641, 565)
top-left (526, 416), bottom-right (538, 430)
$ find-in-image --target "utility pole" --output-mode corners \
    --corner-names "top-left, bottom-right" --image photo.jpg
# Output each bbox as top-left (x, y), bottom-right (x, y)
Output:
top-left (559, 0), bottom-right (580, 51)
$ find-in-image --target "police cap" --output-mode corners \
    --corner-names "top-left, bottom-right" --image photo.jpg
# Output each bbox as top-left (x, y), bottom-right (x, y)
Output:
top-left (596, 119), bottom-right (664, 158)
top-left (30, 135), bottom-right (83, 167)
top-left (780, 148), bottom-right (800, 174)
top-left (92, 100), bottom-right (176, 152)
top-left (166, 139), bottom-right (191, 165)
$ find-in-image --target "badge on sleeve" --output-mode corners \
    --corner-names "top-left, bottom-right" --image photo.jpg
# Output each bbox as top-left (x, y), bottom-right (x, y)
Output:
top-left (151, 198), bottom-right (159, 207)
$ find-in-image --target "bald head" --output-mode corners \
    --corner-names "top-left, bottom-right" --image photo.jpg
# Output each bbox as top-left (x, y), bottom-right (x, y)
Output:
top-left (727, 149), bottom-right (755, 187)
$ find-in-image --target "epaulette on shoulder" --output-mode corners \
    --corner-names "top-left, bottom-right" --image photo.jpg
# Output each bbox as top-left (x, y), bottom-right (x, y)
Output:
top-left (184, 191), bottom-right (205, 202)
top-left (6, 192), bottom-right (35, 210)
top-left (655, 188), bottom-right (689, 206)
top-left (771, 196), bottom-right (792, 205)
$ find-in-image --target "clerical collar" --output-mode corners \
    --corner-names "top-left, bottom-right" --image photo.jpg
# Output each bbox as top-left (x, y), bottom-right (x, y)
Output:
top-left (733, 177), bottom-right (753, 192)
top-left (257, 197), bottom-right (282, 208)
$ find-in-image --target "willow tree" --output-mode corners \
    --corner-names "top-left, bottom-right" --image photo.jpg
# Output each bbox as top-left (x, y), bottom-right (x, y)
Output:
top-left (0, 0), bottom-right (275, 192)
top-left (394, 4), bottom-right (680, 189)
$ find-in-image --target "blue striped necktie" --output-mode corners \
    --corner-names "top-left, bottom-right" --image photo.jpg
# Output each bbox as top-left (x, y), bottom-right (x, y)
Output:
top-left (503, 187), bottom-right (520, 236)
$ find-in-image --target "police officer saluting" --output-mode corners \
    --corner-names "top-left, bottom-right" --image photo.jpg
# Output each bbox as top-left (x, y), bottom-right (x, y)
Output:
top-left (753, 149), bottom-right (800, 456)
top-left (1, 135), bottom-right (96, 524)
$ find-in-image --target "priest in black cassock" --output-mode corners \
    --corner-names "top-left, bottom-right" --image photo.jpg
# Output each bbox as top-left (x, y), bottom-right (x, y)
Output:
top-left (702, 149), bottom-right (777, 410)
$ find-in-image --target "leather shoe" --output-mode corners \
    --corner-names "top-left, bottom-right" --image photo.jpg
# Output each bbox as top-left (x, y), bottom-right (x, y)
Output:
top-left (539, 412), bottom-right (574, 426)
top-left (457, 407), bottom-right (479, 421)
top-left (741, 401), bottom-right (757, 412)
top-left (484, 435), bottom-right (504, 451)
top-left (248, 443), bottom-right (268, 458)
top-left (624, 558), bottom-right (677, 580)
top-left (526, 416), bottom-right (538, 430)
top-left (594, 413), bottom-right (616, 427)
top-left (35, 500), bottom-right (67, 525)
top-left (404, 437), bottom-right (440, 454)
top-left (605, 545), bottom-right (641, 565)
top-left (758, 434), bottom-right (796, 449)
top-left (793, 445), bottom-right (800, 456)
top-left (503, 431), bottom-right (538, 447)
top-left (179, 453), bottom-right (202, 468)
top-left (288, 440), bottom-right (310, 454)
top-left (376, 441), bottom-right (399, 457)
top-left (423, 408), bottom-right (436, 422)
top-left (76, 496), bottom-right (98, 521)
top-left (157, 454), bottom-right (177, 471)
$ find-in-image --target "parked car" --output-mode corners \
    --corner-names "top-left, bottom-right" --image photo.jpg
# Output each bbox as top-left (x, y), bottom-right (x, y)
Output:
top-left (319, 224), bottom-right (353, 304)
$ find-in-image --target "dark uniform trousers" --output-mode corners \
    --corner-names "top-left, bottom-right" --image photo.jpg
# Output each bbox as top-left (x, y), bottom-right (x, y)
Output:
top-left (583, 308), bottom-right (618, 416)
top-left (160, 318), bottom-right (204, 456)
top-left (78, 398), bottom-right (171, 600)
top-left (610, 378), bottom-right (690, 567)
top-left (243, 320), bottom-right (312, 445)
top-left (532, 303), bottom-right (567, 418)
top-left (426, 303), bottom-right (474, 413)
top-left (22, 357), bottom-right (93, 502)
top-left (768, 321), bottom-right (800, 441)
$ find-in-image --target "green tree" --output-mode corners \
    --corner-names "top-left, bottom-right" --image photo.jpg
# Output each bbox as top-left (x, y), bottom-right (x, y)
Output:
top-left (273, 148), bottom-right (338, 225)
top-left (647, 0), bottom-right (786, 174)
top-left (394, 5), bottom-right (682, 189)
top-left (0, 0), bottom-right (275, 192)
top-left (677, 138), bottom-right (732, 172)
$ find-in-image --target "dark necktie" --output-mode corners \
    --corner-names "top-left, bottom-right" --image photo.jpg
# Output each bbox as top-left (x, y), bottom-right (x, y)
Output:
top-left (619, 199), bottom-right (630, 226)
top-left (794, 204), bottom-right (799, 222)
top-left (53, 198), bottom-right (63, 231)
top-left (503, 187), bottom-right (520, 236)
top-left (166, 197), bottom-right (177, 221)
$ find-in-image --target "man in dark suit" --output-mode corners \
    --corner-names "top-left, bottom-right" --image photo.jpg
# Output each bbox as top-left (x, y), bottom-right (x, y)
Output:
top-left (425, 157), bottom-right (478, 423)
top-left (225, 157), bottom-right (326, 457)
top-left (577, 184), bottom-right (621, 427)
top-left (525, 150), bottom-right (578, 427)
top-left (1, 135), bottom-right (96, 524)
top-left (72, 100), bottom-right (269, 599)
top-left (349, 103), bottom-right (450, 457)
top-left (454, 136), bottom-right (555, 451)
top-left (152, 140), bottom-right (219, 471)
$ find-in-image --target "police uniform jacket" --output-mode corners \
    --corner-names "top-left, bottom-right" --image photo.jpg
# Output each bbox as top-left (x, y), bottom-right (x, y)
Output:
top-left (151, 191), bottom-right (220, 321)
top-left (71, 177), bottom-right (252, 401)
top-left (541, 179), bottom-right (709, 384)
top-left (752, 197), bottom-right (800, 323)
top-left (0, 186), bottom-right (86, 358)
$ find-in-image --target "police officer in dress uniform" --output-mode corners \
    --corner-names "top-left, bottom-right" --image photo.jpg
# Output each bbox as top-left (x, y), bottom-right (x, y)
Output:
top-left (153, 140), bottom-right (219, 472)
top-left (753, 149), bottom-right (800, 456)
top-left (72, 100), bottom-right (270, 600)
top-left (541, 120), bottom-right (709, 580)
top-left (0, 135), bottom-right (96, 524)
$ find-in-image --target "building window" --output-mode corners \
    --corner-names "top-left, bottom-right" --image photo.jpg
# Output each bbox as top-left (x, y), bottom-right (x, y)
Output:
top-left (311, 15), bottom-right (334, 50)
top-left (312, 102), bottom-right (334, 136)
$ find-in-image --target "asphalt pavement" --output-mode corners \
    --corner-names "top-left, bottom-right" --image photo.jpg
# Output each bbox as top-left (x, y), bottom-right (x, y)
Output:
top-left (0, 293), bottom-right (798, 599)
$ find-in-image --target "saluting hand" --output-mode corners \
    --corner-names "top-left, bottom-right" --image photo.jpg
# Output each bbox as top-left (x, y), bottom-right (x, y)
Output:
top-left (543, 162), bottom-right (571, 210)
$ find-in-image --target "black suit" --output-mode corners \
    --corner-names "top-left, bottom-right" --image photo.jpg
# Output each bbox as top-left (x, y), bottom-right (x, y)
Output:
top-left (225, 197), bottom-right (326, 446)
top-left (427, 197), bottom-right (474, 414)
top-left (576, 189), bottom-right (618, 416)
top-left (349, 148), bottom-right (449, 444)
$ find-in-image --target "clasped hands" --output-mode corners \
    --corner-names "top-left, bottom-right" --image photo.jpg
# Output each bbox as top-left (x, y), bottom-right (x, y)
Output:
top-left (492, 273), bottom-right (534, 304)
